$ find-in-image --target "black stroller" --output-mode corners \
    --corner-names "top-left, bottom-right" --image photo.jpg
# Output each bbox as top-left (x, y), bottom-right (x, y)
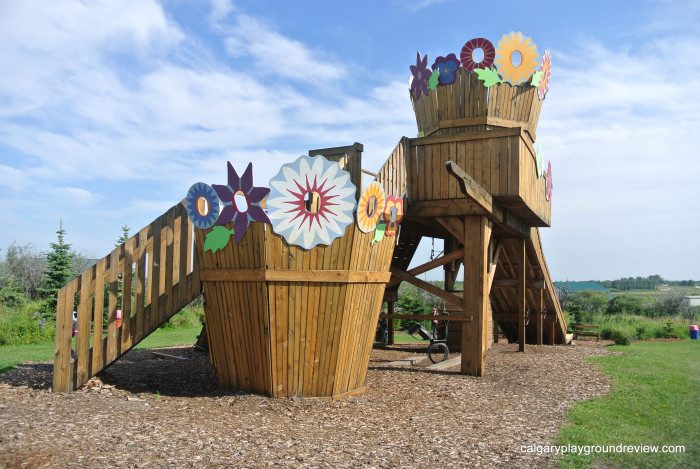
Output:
top-left (407, 320), bottom-right (449, 363)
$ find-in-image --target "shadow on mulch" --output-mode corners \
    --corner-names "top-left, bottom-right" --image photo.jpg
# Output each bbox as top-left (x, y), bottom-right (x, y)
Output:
top-left (0, 363), bottom-right (53, 390)
top-left (99, 346), bottom-right (219, 397)
top-left (0, 346), bottom-right (222, 397)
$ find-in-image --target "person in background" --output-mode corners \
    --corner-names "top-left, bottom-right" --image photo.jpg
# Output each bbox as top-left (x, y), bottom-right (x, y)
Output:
top-left (71, 311), bottom-right (78, 360)
top-left (432, 306), bottom-right (438, 339)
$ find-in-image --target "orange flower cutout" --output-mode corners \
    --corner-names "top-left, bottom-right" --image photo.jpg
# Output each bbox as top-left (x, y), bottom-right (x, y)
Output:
top-left (383, 195), bottom-right (404, 237)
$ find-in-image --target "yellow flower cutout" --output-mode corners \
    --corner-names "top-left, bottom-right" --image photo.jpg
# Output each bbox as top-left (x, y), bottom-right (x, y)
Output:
top-left (357, 182), bottom-right (386, 233)
top-left (494, 32), bottom-right (539, 85)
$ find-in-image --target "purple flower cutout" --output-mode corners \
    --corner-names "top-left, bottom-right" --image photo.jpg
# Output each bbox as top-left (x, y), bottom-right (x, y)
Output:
top-left (410, 52), bottom-right (430, 98)
top-left (431, 53), bottom-right (460, 85)
top-left (212, 162), bottom-right (271, 244)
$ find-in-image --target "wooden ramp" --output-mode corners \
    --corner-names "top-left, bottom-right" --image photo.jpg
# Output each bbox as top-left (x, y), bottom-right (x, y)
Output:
top-left (53, 203), bottom-right (202, 392)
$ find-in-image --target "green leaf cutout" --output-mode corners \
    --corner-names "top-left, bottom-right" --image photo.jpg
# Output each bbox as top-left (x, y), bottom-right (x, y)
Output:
top-left (474, 68), bottom-right (503, 87)
top-left (427, 69), bottom-right (440, 90)
top-left (204, 226), bottom-right (235, 253)
top-left (417, 130), bottom-right (425, 138)
top-left (530, 70), bottom-right (543, 87)
top-left (372, 222), bottom-right (386, 244)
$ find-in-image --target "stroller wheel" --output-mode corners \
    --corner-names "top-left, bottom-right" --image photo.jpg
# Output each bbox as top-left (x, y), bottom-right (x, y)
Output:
top-left (428, 342), bottom-right (449, 363)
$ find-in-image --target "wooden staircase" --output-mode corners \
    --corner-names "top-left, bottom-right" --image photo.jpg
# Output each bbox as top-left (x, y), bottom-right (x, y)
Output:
top-left (53, 203), bottom-right (202, 392)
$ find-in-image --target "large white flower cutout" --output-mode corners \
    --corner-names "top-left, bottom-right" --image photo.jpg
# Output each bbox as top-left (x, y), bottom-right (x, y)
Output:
top-left (267, 155), bottom-right (357, 250)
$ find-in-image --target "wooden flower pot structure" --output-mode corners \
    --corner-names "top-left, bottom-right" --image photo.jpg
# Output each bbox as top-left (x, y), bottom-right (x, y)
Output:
top-left (410, 67), bottom-right (550, 227)
top-left (194, 216), bottom-right (395, 398)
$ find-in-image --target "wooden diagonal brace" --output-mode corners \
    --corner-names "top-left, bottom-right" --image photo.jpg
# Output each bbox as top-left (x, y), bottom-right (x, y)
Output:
top-left (387, 248), bottom-right (464, 288)
top-left (445, 160), bottom-right (493, 213)
top-left (389, 267), bottom-right (463, 306)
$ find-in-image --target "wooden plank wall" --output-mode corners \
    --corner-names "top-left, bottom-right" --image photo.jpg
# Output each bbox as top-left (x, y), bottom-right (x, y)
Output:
top-left (195, 222), bottom-right (271, 393)
top-left (375, 138), bottom-right (409, 199)
top-left (53, 202), bottom-right (202, 392)
top-left (407, 130), bottom-right (551, 227)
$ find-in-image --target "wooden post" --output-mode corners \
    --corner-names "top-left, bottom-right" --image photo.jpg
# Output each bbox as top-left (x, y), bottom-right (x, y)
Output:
top-left (550, 318), bottom-right (556, 345)
top-left (53, 282), bottom-right (75, 392)
top-left (387, 301), bottom-right (395, 345)
top-left (536, 288), bottom-right (544, 345)
top-left (460, 216), bottom-right (491, 376)
top-left (517, 238), bottom-right (526, 352)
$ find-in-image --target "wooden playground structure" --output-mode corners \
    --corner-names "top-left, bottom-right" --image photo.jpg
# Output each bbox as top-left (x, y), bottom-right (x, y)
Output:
top-left (53, 45), bottom-right (568, 397)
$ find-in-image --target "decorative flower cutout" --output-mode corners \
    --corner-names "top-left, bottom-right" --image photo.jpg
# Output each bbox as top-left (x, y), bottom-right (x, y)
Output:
top-left (267, 155), bottom-right (356, 250)
top-left (431, 53), bottom-right (460, 85)
top-left (185, 182), bottom-right (220, 229)
top-left (357, 182), bottom-right (387, 233)
top-left (538, 49), bottom-right (551, 100)
top-left (494, 32), bottom-right (540, 85)
top-left (212, 162), bottom-right (271, 244)
top-left (410, 52), bottom-right (430, 99)
top-left (460, 38), bottom-right (495, 72)
top-left (545, 161), bottom-right (553, 201)
top-left (383, 195), bottom-right (404, 237)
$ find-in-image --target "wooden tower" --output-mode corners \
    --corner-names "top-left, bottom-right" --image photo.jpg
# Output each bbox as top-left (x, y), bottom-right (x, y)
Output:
top-left (376, 67), bottom-right (568, 375)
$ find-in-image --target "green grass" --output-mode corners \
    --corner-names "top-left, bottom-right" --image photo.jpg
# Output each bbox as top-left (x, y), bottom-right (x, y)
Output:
top-left (556, 341), bottom-right (700, 468)
top-left (0, 326), bottom-right (202, 373)
top-left (393, 332), bottom-right (425, 343)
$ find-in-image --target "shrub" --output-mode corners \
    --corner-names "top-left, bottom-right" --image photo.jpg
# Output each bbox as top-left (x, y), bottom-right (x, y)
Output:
top-left (0, 302), bottom-right (54, 345)
top-left (0, 282), bottom-right (27, 308)
top-left (600, 325), bottom-right (634, 345)
top-left (159, 306), bottom-right (204, 330)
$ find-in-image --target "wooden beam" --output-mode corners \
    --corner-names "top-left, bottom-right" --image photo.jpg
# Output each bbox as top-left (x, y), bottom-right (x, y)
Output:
top-left (492, 279), bottom-right (545, 289)
top-left (387, 301), bottom-right (395, 345)
top-left (361, 168), bottom-right (378, 178)
top-left (414, 200), bottom-right (486, 218)
top-left (461, 215), bottom-right (491, 376)
top-left (436, 216), bottom-right (465, 242)
top-left (537, 288), bottom-right (544, 346)
top-left (409, 127), bottom-right (521, 146)
top-left (445, 160), bottom-right (493, 213)
top-left (387, 248), bottom-right (464, 287)
top-left (517, 238), bottom-right (526, 352)
top-left (389, 267), bottom-right (463, 306)
top-left (200, 269), bottom-right (391, 284)
top-left (487, 241), bottom-right (503, 293)
top-left (379, 314), bottom-right (472, 322)
top-left (411, 197), bottom-right (529, 243)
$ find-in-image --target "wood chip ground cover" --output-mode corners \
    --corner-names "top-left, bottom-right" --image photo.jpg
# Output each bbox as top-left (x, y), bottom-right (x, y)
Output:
top-left (0, 342), bottom-right (611, 468)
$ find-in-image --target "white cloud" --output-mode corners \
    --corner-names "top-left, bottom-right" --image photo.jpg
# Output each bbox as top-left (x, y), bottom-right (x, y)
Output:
top-left (391, 0), bottom-right (448, 12)
top-left (537, 35), bottom-right (700, 279)
top-left (220, 14), bottom-right (343, 83)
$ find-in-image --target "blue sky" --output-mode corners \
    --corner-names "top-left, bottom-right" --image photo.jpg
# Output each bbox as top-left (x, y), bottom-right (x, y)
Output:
top-left (0, 0), bottom-right (698, 280)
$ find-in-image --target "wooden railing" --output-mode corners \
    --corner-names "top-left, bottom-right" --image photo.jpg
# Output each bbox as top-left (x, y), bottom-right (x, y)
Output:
top-left (53, 202), bottom-right (202, 392)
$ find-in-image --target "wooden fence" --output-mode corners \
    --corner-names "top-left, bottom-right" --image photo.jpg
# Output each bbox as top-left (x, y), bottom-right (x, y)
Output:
top-left (53, 202), bottom-right (202, 392)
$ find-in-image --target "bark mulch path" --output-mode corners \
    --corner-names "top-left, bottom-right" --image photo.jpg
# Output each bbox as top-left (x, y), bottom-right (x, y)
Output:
top-left (0, 341), bottom-right (612, 468)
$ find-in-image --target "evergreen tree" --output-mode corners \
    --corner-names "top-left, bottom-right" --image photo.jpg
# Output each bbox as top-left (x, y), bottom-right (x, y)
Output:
top-left (115, 224), bottom-right (130, 246)
top-left (39, 220), bottom-right (75, 319)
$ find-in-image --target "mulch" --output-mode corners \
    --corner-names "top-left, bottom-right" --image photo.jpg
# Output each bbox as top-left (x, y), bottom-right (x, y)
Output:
top-left (0, 341), bottom-right (612, 468)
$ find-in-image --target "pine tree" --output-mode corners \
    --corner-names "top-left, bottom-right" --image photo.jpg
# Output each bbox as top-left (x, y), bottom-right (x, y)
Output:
top-left (40, 220), bottom-right (75, 319)
top-left (115, 225), bottom-right (130, 246)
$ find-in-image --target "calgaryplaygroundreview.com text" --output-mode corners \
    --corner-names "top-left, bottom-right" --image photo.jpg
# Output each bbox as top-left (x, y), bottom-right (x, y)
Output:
top-left (520, 444), bottom-right (686, 456)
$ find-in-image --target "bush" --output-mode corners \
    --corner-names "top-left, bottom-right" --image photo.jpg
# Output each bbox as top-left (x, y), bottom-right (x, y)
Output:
top-left (159, 306), bottom-right (204, 330)
top-left (0, 302), bottom-right (54, 345)
top-left (600, 324), bottom-right (634, 345)
top-left (0, 282), bottom-right (27, 308)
